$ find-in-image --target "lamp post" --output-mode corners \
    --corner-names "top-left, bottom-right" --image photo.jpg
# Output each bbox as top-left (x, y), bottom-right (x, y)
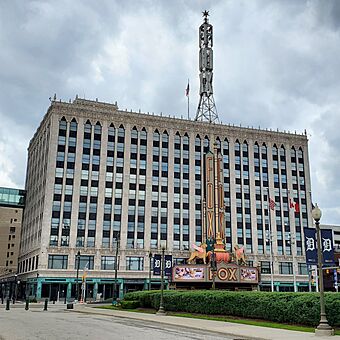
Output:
top-left (285, 228), bottom-right (297, 292)
top-left (312, 204), bottom-right (334, 336)
top-left (13, 274), bottom-right (17, 304)
top-left (148, 251), bottom-right (152, 291)
top-left (265, 230), bottom-right (274, 292)
top-left (157, 246), bottom-right (166, 315)
top-left (76, 251), bottom-right (80, 302)
top-left (35, 273), bottom-right (39, 299)
top-left (113, 237), bottom-right (120, 302)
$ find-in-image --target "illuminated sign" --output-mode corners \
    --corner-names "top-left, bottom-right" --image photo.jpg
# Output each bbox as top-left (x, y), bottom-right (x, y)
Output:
top-left (173, 263), bottom-right (259, 284)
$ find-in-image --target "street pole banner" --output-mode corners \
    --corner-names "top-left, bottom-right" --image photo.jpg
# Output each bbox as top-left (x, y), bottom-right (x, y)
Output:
top-left (153, 254), bottom-right (161, 275)
top-left (304, 228), bottom-right (317, 265)
top-left (321, 229), bottom-right (335, 266)
top-left (304, 228), bottom-right (335, 265)
top-left (164, 255), bottom-right (172, 276)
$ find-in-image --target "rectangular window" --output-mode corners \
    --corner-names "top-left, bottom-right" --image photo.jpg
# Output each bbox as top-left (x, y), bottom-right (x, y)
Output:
top-left (126, 256), bottom-right (144, 271)
top-left (298, 263), bottom-right (308, 275)
top-left (260, 261), bottom-right (271, 274)
top-left (48, 255), bottom-right (68, 269)
top-left (279, 262), bottom-right (293, 275)
top-left (101, 256), bottom-right (117, 270)
top-left (77, 255), bottom-right (94, 270)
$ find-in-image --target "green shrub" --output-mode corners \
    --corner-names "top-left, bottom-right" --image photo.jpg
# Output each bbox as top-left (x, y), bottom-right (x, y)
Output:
top-left (123, 290), bottom-right (340, 327)
top-left (120, 300), bottom-right (140, 309)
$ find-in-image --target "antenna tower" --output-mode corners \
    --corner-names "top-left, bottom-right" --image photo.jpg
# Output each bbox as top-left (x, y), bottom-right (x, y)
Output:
top-left (195, 10), bottom-right (219, 123)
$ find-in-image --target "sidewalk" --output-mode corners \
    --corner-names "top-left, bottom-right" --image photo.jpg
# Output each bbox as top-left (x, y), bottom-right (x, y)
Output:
top-left (69, 304), bottom-right (340, 340)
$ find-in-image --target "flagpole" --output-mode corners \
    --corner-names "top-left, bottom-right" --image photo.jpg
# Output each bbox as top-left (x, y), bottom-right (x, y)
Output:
top-left (267, 188), bottom-right (274, 292)
top-left (187, 92), bottom-right (189, 119)
top-left (187, 79), bottom-right (190, 119)
top-left (288, 189), bottom-right (297, 292)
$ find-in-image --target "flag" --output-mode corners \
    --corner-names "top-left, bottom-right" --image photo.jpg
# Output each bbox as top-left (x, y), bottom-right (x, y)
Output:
top-left (185, 81), bottom-right (190, 97)
top-left (289, 198), bottom-right (300, 213)
top-left (269, 198), bottom-right (276, 211)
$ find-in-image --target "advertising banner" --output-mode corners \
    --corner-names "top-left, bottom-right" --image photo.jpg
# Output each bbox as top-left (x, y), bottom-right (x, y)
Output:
top-left (304, 228), bottom-right (317, 265)
top-left (321, 229), bottom-right (335, 266)
top-left (164, 255), bottom-right (173, 276)
top-left (153, 254), bottom-right (161, 275)
top-left (304, 228), bottom-right (335, 265)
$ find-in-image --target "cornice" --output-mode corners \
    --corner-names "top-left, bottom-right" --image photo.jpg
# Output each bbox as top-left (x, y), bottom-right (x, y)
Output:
top-left (43, 99), bottom-right (308, 149)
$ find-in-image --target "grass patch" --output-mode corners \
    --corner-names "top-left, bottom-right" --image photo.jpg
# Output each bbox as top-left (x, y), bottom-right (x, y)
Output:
top-left (168, 312), bottom-right (340, 335)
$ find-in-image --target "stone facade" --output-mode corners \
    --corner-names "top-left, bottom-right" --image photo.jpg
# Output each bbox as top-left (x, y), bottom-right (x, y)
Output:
top-left (18, 98), bottom-right (312, 298)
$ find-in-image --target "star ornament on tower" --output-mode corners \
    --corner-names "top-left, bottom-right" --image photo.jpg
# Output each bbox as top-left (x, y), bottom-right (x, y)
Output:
top-left (203, 10), bottom-right (209, 19)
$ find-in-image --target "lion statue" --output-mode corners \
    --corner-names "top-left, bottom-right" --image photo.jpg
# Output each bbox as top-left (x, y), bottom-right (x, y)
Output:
top-left (187, 243), bottom-right (207, 264)
top-left (234, 245), bottom-right (246, 265)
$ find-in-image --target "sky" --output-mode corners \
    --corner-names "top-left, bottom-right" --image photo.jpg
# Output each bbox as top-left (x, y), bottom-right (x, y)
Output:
top-left (0, 0), bottom-right (340, 224)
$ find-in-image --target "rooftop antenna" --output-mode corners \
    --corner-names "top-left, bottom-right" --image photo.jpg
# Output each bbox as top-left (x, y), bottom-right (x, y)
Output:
top-left (195, 10), bottom-right (219, 123)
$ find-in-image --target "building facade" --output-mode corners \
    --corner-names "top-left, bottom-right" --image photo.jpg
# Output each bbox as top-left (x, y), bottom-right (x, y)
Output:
top-left (18, 98), bottom-right (313, 300)
top-left (0, 187), bottom-right (25, 298)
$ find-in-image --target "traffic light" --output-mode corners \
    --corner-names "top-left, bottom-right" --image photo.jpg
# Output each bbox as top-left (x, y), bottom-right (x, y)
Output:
top-left (311, 270), bottom-right (316, 285)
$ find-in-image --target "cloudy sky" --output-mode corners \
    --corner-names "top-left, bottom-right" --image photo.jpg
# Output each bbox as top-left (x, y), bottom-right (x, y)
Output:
top-left (1, 0), bottom-right (340, 224)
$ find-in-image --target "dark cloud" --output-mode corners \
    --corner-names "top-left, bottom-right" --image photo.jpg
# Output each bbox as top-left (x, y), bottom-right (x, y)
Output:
top-left (1, 0), bottom-right (340, 223)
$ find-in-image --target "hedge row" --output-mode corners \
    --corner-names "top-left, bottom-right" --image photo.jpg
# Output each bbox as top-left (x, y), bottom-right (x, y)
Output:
top-left (124, 290), bottom-right (340, 327)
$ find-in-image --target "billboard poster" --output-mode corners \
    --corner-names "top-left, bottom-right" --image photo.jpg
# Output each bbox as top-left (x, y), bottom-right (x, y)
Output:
top-left (173, 266), bottom-right (206, 281)
top-left (240, 267), bottom-right (258, 282)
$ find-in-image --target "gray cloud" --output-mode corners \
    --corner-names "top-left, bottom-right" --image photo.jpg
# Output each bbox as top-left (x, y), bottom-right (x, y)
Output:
top-left (1, 0), bottom-right (340, 223)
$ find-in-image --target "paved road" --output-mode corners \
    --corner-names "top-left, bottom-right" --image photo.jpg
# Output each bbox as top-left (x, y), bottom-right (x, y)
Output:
top-left (0, 305), bottom-right (234, 340)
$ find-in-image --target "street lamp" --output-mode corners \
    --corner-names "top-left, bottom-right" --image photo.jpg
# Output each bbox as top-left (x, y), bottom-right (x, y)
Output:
top-left (312, 204), bottom-right (334, 336)
top-left (285, 228), bottom-right (297, 293)
top-left (265, 230), bottom-right (274, 292)
top-left (13, 274), bottom-right (17, 304)
top-left (157, 246), bottom-right (166, 315)
top-left (76, 251), bottom-right (81, 302)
